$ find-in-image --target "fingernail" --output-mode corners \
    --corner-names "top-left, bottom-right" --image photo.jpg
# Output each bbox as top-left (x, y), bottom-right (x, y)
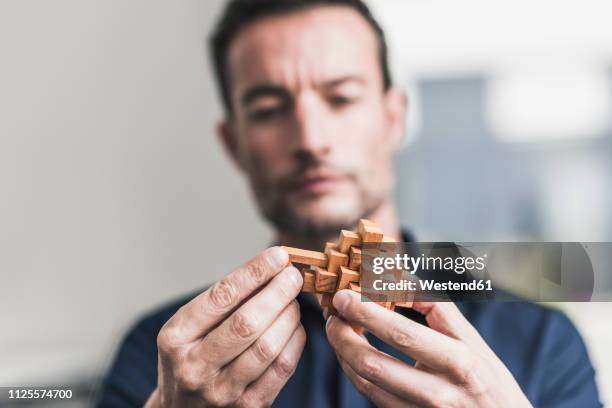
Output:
top-left (267, 247), bottom-right (288, 269)
top-left (333, 291), bottom-right (351, 312)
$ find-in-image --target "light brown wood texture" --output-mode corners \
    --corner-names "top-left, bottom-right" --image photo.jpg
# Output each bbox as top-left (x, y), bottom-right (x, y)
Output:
top-left (374, 301), bottom-right (395, 310)
top-left (287, 219), bottom-right (411, 315)
top-left (301, 269), bottom-right (316, 292)
top-left (337, 266), bottom-right (360, 290)
top-left (313, 266), bottom-right (338, 292)
top-left (321, 293), bottom-right (337, 316)
top-left (325, 241), bottom-right (338, 253)
top-left (348, 246), bottom-right (362, 269)
top-left (326, 248), bottom-right (348, 274)
top-left (358, 219), bottom-right (383, 243)
top-left (317, 292), bottom-right (333, 307)
top-left (283, 246), bottom-right (328, 267)
top-left (338, 230), bottom-right (361, 253)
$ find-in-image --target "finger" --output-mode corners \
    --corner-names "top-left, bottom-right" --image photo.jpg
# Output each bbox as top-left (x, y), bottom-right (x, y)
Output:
top-left (326, 315), bottom-right (464, 407)
top-left (237, 324), bottom-right (306, 407)
top-left (411, 301), bottom-right (484, 345)
top-left (337, 355), bottom-right (413, 408)
top-left (161, 247), bottom-right (289, 344)
top-left (332, 290), bottom-right (470, 375)
top-left (193, 264), bottom-right (303, 368)
top-left (216, 300), bottom-right (301, 392)
top-left (414, 361), bottom-right (437, 375)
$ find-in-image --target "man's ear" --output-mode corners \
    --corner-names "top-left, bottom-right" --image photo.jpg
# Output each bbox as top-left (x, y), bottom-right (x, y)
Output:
top-left (217, 119), bottom-right (247, 173)
top-left (384, 87), bottom-right (407, 151)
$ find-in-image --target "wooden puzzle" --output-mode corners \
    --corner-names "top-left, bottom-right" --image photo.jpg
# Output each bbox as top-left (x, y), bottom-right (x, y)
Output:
top-left (282, 219), bottom-right (413, 319)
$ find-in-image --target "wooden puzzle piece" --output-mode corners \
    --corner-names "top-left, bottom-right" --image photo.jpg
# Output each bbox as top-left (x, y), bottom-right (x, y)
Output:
top-left (348, 282), bottom-right (361, 292)
top-left (338, 230), bottom-right (361, 253)
top-left (348, 246), bottom-right (361, 270)
top-left (283, 246), bottom-right (328, 268)
top-left (326, 248), bottom-right (348, 274)
top-left (325, 241), bottom-right (338, 252)
top-left (358, 219), bottom-right (383, 243)
top-left (337, 266), bottom-right (360, 290)
top-left (282, 219), bottom-right (412, 319)
top-left (313, 266), bottom-right (338, 292)
top-left (301, 269), bottom-right (316, 292)
top-left (316, 293), bottom-right (333, 307)
top-left (374, 301), bottom-right (395, 309)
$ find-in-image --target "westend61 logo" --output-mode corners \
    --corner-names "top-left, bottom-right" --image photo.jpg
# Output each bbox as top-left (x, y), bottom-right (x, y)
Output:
top-left (371, 253), bottom-right (487, 275)
top-left (360, 242), bottom-right (605, 303)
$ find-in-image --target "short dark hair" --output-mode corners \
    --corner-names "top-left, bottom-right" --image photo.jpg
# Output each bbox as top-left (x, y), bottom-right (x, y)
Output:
top-left (209, 0), bottom-right (392, 114)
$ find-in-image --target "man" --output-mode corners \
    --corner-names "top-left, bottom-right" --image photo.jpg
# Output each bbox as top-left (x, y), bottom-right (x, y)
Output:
top-left (97, 0), bottom-right (601, 406)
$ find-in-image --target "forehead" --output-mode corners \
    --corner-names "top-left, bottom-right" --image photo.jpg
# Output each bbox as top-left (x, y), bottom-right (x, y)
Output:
top-left (226, 5), bottom-right (381, 95)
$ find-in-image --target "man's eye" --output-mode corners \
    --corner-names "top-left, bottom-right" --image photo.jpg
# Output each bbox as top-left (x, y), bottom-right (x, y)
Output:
top-left (328, 95), bottom-right (356, 108)
top-left (248, 106), bottom-right (285, 122)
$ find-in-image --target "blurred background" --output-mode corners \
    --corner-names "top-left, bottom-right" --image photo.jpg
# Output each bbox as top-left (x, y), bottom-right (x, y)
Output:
top-left (1, 0), bottom-right (611, 405)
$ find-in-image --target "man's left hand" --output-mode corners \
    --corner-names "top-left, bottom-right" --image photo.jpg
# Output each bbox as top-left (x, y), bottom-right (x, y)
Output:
top-left (325, 290), bottom-right (533, 407)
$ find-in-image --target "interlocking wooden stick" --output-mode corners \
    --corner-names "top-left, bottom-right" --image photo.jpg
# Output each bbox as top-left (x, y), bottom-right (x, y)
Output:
top-left (282, 246), bottom-right (328, 268)
top-left (282, 219), bottom-right (412, 315)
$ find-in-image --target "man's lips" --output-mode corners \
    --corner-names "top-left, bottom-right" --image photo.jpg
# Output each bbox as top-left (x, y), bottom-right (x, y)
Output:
top-left (284, 174), bottom-right (348, 195)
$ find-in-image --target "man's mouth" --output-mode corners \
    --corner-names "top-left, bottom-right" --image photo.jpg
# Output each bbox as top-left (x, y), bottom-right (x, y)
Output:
top-left (284, 172), bottom-right (348, 195)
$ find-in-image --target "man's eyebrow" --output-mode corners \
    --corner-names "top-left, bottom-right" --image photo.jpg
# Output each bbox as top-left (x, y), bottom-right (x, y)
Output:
top-left (321, 75), bottom-right (366, 89)
top-left (239, 76), bottom-right (366, 107)
top-left (240, 85), bottom-right (289, 107)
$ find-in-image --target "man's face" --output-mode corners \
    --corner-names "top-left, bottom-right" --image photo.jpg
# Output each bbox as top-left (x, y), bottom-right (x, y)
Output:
top-left (220, 5), bottom-right (405, 236)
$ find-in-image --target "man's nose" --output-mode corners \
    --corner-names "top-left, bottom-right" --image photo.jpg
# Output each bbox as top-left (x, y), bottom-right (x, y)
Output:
top-left (290, 94), bottom-right (332, 157)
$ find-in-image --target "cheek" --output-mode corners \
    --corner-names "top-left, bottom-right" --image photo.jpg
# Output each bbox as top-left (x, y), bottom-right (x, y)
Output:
top-left (337, 105), bottom-right (393, 179)
top-left (238, 128), bottom-right (291, 180)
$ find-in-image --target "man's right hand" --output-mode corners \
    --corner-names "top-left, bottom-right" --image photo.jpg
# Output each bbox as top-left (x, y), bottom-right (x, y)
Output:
top-left (145, 247), bottom-right (306, 408)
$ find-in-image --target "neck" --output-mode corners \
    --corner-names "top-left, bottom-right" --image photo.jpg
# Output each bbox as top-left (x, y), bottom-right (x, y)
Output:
top-left (276, 199), bottom-right (401, 250)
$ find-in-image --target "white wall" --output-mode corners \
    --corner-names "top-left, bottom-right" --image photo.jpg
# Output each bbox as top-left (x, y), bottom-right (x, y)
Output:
top-left (0, 0), bottom-right (270, 385)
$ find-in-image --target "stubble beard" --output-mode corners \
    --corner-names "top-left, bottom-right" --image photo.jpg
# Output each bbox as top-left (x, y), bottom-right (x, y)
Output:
top-left (256, 180), bottom-right (384, 241)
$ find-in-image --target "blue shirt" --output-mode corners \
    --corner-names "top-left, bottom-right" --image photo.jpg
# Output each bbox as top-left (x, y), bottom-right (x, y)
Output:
top-left (97, 238), bottom-right (601, 407)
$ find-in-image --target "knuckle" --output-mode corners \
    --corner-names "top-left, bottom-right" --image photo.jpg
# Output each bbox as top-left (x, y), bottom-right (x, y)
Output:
top-left (199, 380), bottom-right (241, 408)
top-left (208, 279), bottom-right (237, 311)
top-left (427, 387), bottom-right (462, 408)
top-left (389, 323), bottom-right (416, 349)
top-left (236, 395), bottom-right (267, 408)
top-left (355, 378), bottom-right (375, 402)
top-left (358, 354), bottom-right (384, 380)
top-left (230, 311), bottom-right (258, 339)
top-left (174, 364), bottom-right (201, 393)
top-left (202, 390), bottom-right (235, 408)
top-left (272, 354), bottom-right (296, 379)
top-left (245, 260), bottom-right (268, 286)
top-left (453, 358), bottom-right (485, 395)
top-left (234, 399), bottom-right (251, 408)
top-left (450, 345), bottom-right (478, 386)
top-left (252, 337), bottom-right (278, 363)
top-left (157, 323), bottom-right (181, 354)
top-left (211, 383), bottom-right (243, 407)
